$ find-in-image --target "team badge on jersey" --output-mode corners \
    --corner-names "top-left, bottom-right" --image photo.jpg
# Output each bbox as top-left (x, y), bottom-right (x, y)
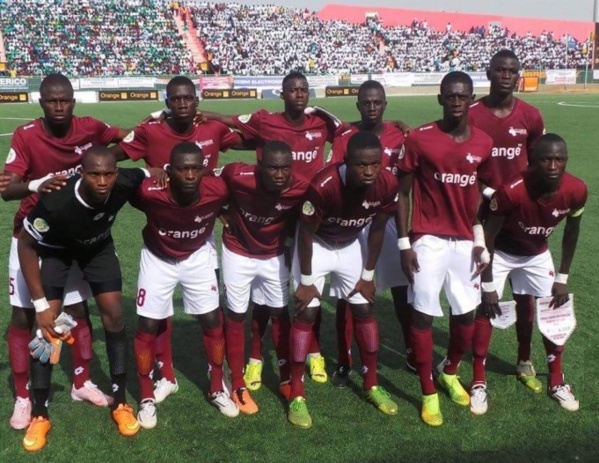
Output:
top-left (33, 218), bottom-right (50, 233)
top-left (6, 148), bottom-right (16, 164)
top-left (238, 114), bottom-right (252, 124)
top-left (302, 201), bottom-right (315, 216)
top-left (123, 131), bottom-right (135, 143)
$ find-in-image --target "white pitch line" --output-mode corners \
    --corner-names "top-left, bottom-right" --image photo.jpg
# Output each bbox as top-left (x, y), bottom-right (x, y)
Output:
top-left (0, 117), bottom-right (32, 120)
top-left (0, 133), bottom-right (13, 137)
top-left (557, 101), bottom-right (599, 108)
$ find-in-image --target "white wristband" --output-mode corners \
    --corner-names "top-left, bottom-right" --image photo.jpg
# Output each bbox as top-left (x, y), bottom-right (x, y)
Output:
top-left (481, 281), bottom-right (496, 292)
top-left (300, 274), bottom-right (314, 286)
top-left (482, 187), bottom-right (496, 200)
top-left (361, 269), bottom-right (374, 281)
top-left (473, 224), bottom-right (485, 247)
top-left (554, 273), bottom-right (568, 284)
top-left (33, 297), bottom-right (50, 313)
top-left (397, 237), bottom-right (411, 250)
top-left (28, 174), bottom-right (53, 193)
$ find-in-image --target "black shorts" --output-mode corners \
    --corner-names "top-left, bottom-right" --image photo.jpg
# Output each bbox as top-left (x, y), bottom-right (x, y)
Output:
top-left (39, 240), bottom-right (122, 300)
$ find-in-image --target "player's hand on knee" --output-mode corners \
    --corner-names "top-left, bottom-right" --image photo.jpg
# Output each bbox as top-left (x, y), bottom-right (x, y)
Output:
top-left (472, 246), bottom-right (490, 275)
top-left (400, 249), bottom-right (419, 284)
top-left (294, 284), bottom-right (320, 312)
top-left (348, 279), bottom-right (375, 304)
top-left (481, 290), bottom-right (501, 319)
top-left (550, 282), bottom-right (569, 308)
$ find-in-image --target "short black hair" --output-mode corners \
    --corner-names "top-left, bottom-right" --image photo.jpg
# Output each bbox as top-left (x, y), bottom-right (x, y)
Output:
top-left (490, 49), bottom-right (519, 64)
top-left (346, 131), bottom-right (382, 161)
top-left (39, 73), bottom-right (73, 95)
top-left (81, 146), bottom-right (116, 170)
top-left (282, 71), bottom-right (307, 89)
top-left (169, 141), bottom-right (203, 166)
top-left (262, 140), bottom-right (292, 162)
top-left (530, 133), bottom-right (568, 163)
top-left (440, 71), bottom-right (473, 94)
top-left (166, 76), bottom-right (196, 97)
top-left (358, 80), bottom-right (386, 98)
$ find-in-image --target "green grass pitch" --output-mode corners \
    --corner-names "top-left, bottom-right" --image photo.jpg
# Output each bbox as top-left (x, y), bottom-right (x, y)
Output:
top-left (0, 93), bottom-right (598, 462)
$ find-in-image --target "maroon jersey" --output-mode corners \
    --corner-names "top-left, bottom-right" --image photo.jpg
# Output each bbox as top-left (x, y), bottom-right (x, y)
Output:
top-left (469, 98), bottom-right (544, 188)
top-left (119, 120), bottom-right (240, 170)
top-left (489, 171), bottom-right (587, 256)
top-left (232, 109), bottom-right (346, 181)
top-left (301, 163), bottom-right (398, 245)
top-left (220, 163), bottom-right (309, 258)
top-left (130, 176), bottom-right (228, 260)
top-left (399, 122), bottom-right (493, 241)
top-left (328, 123), bottom-right (405, 175)
top-left (4, 116), bottom-right (121, 236)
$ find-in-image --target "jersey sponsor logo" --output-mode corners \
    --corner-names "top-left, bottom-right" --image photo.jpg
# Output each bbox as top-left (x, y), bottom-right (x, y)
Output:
top-left (238, 114), bottom-right (252, 123)
top-left (123, 131), bottom-right (135, 143)
top-left (362, 199), bottom-right (381, 209)
top-left (6, 147), bottom-right (16, 164)
top-left (341, 129), bottom-right (353, 137)
top-left (465, 153), bottom-right (482, 164)
top-left (302, 201), bottom-right (315, 216)
top-left (194, 139), bottom-right (214, 149)
top-left (79, 229), bottom-right (111, 246)
top-left (147, 185), bottom-right (166, 191)
top-left (158, 226), bottom-right (207, 239)
top-left (23, 124), bottom-right (35, 131)
top-left (240, 207), bottom-right (275, 225)
top-left (551, 208), bottom-right (571, 217)
top-left (74, 143), bottom-right (93, 156)
top-left (275, 203), bottom-right (293, 211)
top-left (292, 149), bottom-right (318, 163)
top-left (305, 131), bottom-right (322, 141)
top-left (320, 175), bottom-right (333, 188)
top-left (194, 212), bottom-right (215, 223)
top-left (508, 126), bottom-right (528, 137)
top-left (518, 221), bottom-right (555, 237)
top-left (33, 218), bottom-right (50, 233)
top-left (491, 144), bottom-right (522, 160)
top-left (93, 213), bottom-right (105, 221)
top-left (397, 145), bottom-right (405, 160)
top-left (54, 165), bottom-right (82, 176)
top-left (509, 179), bottom-right (524, 189)
top-left (383, 147), bottom-right (400, 157)
top-left (326, 215), bottom-right (373, 227)
top-left (433, 171), bottom-right (477, 187)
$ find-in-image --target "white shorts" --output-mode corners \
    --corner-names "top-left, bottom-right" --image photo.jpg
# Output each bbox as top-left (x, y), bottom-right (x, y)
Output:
top-left (374, 220), bottom-right (408, 291)
top-left (9, 236), bottom-right (92, 308)
top-left (222, 244), bottom-right (289, 313)
top-left (493, 249), bottom-right (554, 299)
top-left (292, 237), bottom-right (368, 308)
top-left (409, 235), bottom-right (481, 317)
top-left (136, 244), bottom-right (219, 319)
top-left (208, 232), bottom-right (219, 270)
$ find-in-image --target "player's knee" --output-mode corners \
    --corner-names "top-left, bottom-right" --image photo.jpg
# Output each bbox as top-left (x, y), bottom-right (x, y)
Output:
top-left (11, 306), bottom-right (35, 330)
top-left (349, 303), bottom-right (373, 319)
top-left (268, 306), bottom-right (288, 319)
top-left (225, 307), bottom-right (245, 324)
top-left (64, 301), bottom-right (88, 319)
top-left (99, 310), bottom-right (124, 332)
top-left (137, 316), bottom-right (160, 335)
top-left (295, 307), bottom-right (318, 324)
top-left (198, 308), bottom-right (222, 330)
top-left (452, 311), bottom-right (476, 326)
top-left (411, 310), bottom-right (433, 330)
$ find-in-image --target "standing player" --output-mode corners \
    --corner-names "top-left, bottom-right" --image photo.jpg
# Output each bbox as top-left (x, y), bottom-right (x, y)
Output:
top-left (17, 147), bottom-right (153, 450)
top-left (220, 141), bottom-right (309, 413)
top-left (467, 49), bottom-right (546, 398)
top-left (397, 72), bottom-right (492, 427)
top-left (474, 134), bottom-right (586, 414)
top-left (326, 80), bottom-right (409, 386)
top-left (203, 71), bottom-right (346, 387)
top-left (130, 142), bottom-right (235, 428)
top-left (289, 131), bottom-right (399, 429)
top-left (2, 73), bottom-right (134, 430)
top-left (112, 75), bottom-right (245, 404)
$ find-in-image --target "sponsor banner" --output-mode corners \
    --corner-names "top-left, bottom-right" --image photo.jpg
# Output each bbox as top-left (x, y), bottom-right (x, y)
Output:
top-left (0, 92), bottom-right (28, 103)
top-left (234, 76), bottom-right (283, 90)
top-left (374, 73), bottom-right (414, 87)
top-left (536, 294), bottom-right (576, 346)
top-left (594, 70), bottom-right (599, 80)
top-left (325, 86), bottom-right (359, 97)
top-left (307, 74), bottom-right (339, 88)
top-left (98, 90), bottom-right (159, 101)
top-left (522, 70), bottom-right (547, 79)
top-left (262, 88), bottom-right (316, 99)
top-left (80, 77), bottom-right (121, 89)
top-left (202, 88), bottom-right (257, 99)
top-left (594, 23), bottom-right (599, 71)
top-left (350, 73), bottom-right (370, 85)
top-left (469, 72), bottom-right (490, 87)
top-left (518, 76), bottom-right (539, 92)
top-left (199, 75), bottom-right (233, 90)
top-left (117, 77), bottom-right (157, 88)
top-left (412, 72), bottom-right (446, 86)
top-left (0, 77), bottom-right (29, 90)
top-left (545, 69), bottom-right (577, 85)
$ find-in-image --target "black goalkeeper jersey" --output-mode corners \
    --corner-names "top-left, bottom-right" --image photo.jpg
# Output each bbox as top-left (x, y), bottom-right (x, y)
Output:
top-left (23, 168), bottom-right (148, 250)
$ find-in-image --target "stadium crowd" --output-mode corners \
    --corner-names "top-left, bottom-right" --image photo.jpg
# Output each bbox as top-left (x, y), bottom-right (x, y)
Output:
top-left (0, 0), bottom-right (591, 77)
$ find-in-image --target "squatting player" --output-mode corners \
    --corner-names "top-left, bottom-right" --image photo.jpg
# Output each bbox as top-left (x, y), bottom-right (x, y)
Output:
top-left (130, 142), bottom-right (235, 428)
top-left (2, 73), bottom-right (134, 430)
top-left (326, 79), bottom-right (408, 387)
top-left (220, 141), bottom-right (309, 414)
top-left (475, 134), bottom-right (587, 414)
top-left (397, 71), bottom-right (492, 426)
top-left (17, 147), bottom-right (155, 450)
top-left (289, 131), bottom-right (399, 429)
top-left (467, 49), bottom-right (546, 401)
top-left (112, 75), bottom-right (245, 404)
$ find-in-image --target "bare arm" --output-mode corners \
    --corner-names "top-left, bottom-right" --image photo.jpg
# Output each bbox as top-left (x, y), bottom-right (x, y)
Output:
top-left (1, 172), bottom-right (68, 202)
top-left (396, 171), bottom-right (419, 284)
top-left (479, 213), bottom-right (506, 318)
top-left (110, 144), bottom-right (129, 162)
top-left (365, 212), bottom-right (389, 271)
top-left (294, 220), bottom-right (321, 311)
top-left (551, 214), bottom-right (583, 307)
top-left (201, 111), bottom-right (236, 128)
